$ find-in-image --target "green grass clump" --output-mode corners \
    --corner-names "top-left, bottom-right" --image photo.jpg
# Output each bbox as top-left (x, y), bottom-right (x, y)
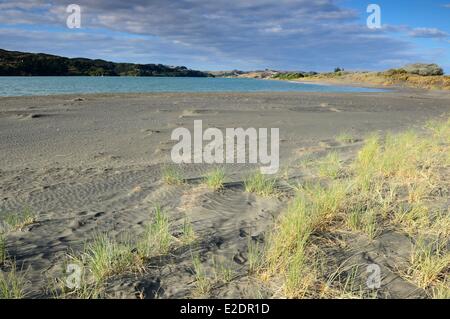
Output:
top-left (262, 117), bottom-right (450, 298)
top-left (408, 239), bottom-right (450, 289)
top-left (0, 262), bottom-right (27, 299)
top-left (346, 207), bottom-right (379, 240)
top-left (192, 254), bottom-right (211, 297)
top-left (353, 133), bottom-right (380, 190)
top-left (212, 257), bottom-right (234, 283)
top-left (426, 118), bottom-right (450, 143)
top-left (300, 182), bottom-right (348, 227)
top-left (204, 168), bottom-right (226, 191)
top-left (162, 166), bottom-right (184, 185)
top-left (318, 152), bottom-right (342, 179)
top-left (2, 209), bottom-right (36, 232)
top-left (64, 206), bottom-right (175, 293)
top-left (247, 239), bottom-right (263, 274)
top-left (432, 281), bottom-right (450, 299)
top-left (283, 243), bottom-right (319, 298)
top-left (180, 218), bottom-right (196, 245)
top-left (354, 129), bottom-right (444, 191)
top-left (72, 234), bottom-right (141, 284)
top-left (362, 209), bottom-right (379, 240)
top-left (0, 234), bottom-right (6, 265)
top-left (244, 172), bottom-right (277, 197)
top-left (138, 206), bottom-right (174, 258)
top-left (336, 132), bottom-right (354, 144)
top-left (378, 131), bottom-right (430, 178)
top-left (264, 181), bottom-right (348, 297)
top-left (49, 275), bottom-right (102, 299)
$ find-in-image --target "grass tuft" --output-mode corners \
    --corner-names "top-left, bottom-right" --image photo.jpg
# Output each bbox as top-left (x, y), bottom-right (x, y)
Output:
top-left (426, 118), bottom-right (450, 142)
top-left (162, 166), bottom-right (184, 185)
top-left (212, 257), bottom-right (234, 283)
top-left (49, 276), bottom-right (102, 299)
top-left (431, 281), bottom-right (450, 299)
top-left (264, 181), bottom-right (348, 296)
top-left (0, 262), bottom-right (27, 299)
top-left (138, 206), bottom-right (174, 258)
top-left (63, 206), bottom-right (177, 295)
top-left (2, 208), bottom-right (36, 232)
top-left (0, 234), bottom-right (6, 265)
top-left (244, 172), bottom-right (277, 197)
top-left (204, 168), bottom-right (225, 191)
top-left (318, 152), bottom-right (342, 179)
top-left (71, 234), bottom-right (142, 284)
top-left (346, 207), bottom-right (379, 240)
top-left (408, 239), bottom-right (450, 289)
top-left (180, 218), bottom-right (196, 245)
top-left (192, 254), bottom-right (211, 297)
top-left (247, 239), bottom-right (264, 274)
top-left (336, 132), bottom-right (355, 144)
top-left (262, 117), bottom-right (450, 298)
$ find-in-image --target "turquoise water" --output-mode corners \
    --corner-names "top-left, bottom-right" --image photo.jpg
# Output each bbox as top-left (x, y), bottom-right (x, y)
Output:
top-left (0, 76), bottom-right (387, 96)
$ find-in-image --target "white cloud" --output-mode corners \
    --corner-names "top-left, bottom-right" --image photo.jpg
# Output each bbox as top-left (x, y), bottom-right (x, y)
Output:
top-left (409, 27), bottom-right (448, 39)
top-left (0, 0), bottom-right (448, 71)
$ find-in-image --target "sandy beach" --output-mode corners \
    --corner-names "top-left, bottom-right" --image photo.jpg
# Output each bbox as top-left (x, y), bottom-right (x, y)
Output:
top-left (1, 91), bottom-right (449, 298)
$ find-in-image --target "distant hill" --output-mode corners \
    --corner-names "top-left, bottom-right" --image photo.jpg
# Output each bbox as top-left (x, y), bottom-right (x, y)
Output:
top-left (0, 49), bottom-right (211, 77)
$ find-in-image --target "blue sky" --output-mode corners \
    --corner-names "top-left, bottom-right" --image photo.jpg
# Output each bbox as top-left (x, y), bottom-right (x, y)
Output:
top-left (0, 0), bottom-right (448, 72)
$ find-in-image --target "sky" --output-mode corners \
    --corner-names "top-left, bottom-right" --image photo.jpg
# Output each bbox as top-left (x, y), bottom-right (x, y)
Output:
top-left (0, 0), bottom-right (449, 72)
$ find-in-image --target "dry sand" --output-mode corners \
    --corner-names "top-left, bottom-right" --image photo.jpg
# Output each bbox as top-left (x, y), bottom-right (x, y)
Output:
top-left (1, 91), bottom-right (449, 298)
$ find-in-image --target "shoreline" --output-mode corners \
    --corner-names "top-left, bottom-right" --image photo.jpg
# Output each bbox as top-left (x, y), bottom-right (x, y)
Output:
top-left (0, 76), bottom-right (392, 98)
top-left (288, 78), bottom-right (421, 92)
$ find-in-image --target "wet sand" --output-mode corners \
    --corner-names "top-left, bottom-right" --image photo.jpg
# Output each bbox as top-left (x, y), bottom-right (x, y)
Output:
top-left (1, 91), bottom-right (449, 298)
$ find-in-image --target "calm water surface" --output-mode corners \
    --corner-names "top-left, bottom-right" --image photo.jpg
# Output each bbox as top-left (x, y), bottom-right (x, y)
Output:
top-left (0, 76), bottom-right (387, 96)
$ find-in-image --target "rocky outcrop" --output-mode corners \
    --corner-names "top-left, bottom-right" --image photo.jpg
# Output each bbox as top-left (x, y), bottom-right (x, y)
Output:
top-left (400, 63), bottom-right (444, 76)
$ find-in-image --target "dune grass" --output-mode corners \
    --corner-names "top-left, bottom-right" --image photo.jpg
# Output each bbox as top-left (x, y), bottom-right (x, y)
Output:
top-left (283, 246), bottom-right (319, 298)
top-left (353, 133), bottom-right (381, 191)
top-left (59, 206), bottom-right (186, 297)
top-left (204, 168), bottom-right (226, 191)
top-left (212, 257), bottom-right (234, 284)
top-left (432, 281), bottom-right (450, 299)
top-left (336, 132), bottom-right (355, 144)
top-left (180, 218), bottom-right (196, 245)
top-left (262, 179), bottom-right (363, 297)
top-left (353, 130), bottom-right (443, 192)
top-left (49, 275), bottom-right (102, 299)
top-left (426, 118), bottom-right (450, 142)
top-left (2, 208), bottom-right (36, 232)
top-left (351, 119), bottom-right (450, 289)
top-left (346, 207), bottom-right (379, 240)
top-left (296, 71), bottom-right (450, 90)
top-left (244, 172), bottom-right (277, 197)
top-left (191, 254), bottom-right (211, 297)
top-left (162, 166), bottom-right (184, 185)
top-left (247, 239), bottom-right (264, 274)
top-left (430, 209), bottom-right (450, 241)
top-left (0, 234), bottom-right (6, 265)
top-left (138, 205), bottom-right (174, 258)
top-left (262, 117), bottom-right (450, 298)
top-left (0, 262), bottom-right (27, 299)
top-left (70, 234), bottom-right (143, 285)
top-left (263, 181), bottom-right (348, 297)
top-left (318, 152), bottom-right (342, 179)
top-left (68, 206), bottom-right (174, 285)
top-left (324, 264), bottom-right (379, 299)
top-left (407, 239), bottom-right (450, 290)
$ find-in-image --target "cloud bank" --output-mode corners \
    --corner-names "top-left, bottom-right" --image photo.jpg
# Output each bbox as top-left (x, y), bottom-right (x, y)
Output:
top-left (0, 0), bottom-right (448, 71)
